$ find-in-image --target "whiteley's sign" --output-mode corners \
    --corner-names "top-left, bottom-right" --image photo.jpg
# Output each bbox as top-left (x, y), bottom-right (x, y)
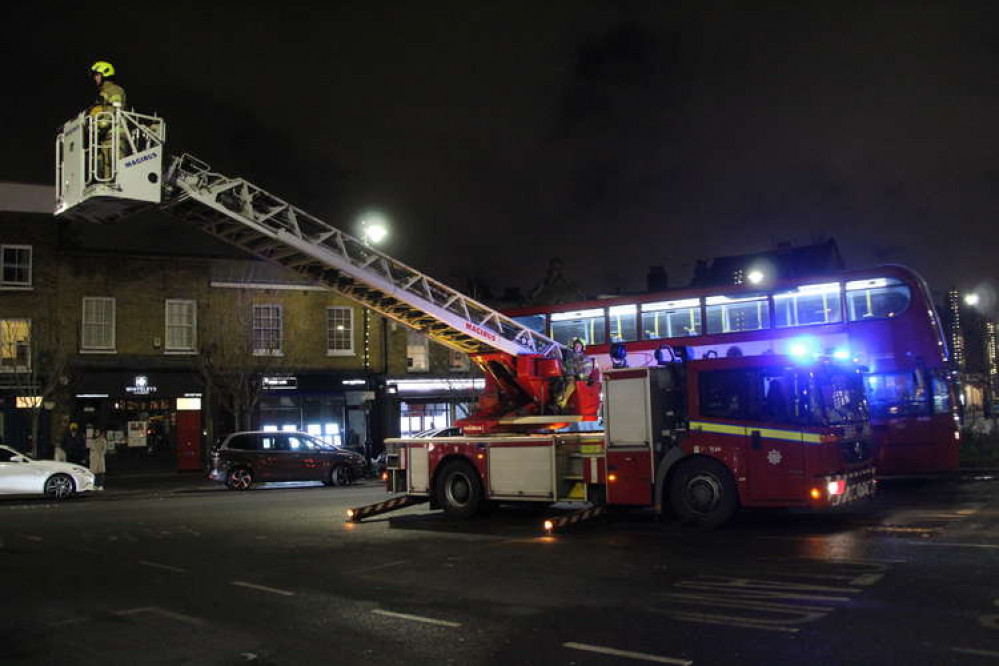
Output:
top-left (126, 375), bottom-right (158, 395)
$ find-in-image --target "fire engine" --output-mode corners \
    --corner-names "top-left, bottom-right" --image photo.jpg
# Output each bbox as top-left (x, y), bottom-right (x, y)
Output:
top-left (54, 108), bottom-right (876, 528)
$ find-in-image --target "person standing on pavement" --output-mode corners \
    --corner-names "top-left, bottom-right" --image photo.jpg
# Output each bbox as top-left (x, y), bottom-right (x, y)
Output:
top-left (61, 422), bottom-right (86, 465)
top-left (89, 427), bottom-right (108, 491)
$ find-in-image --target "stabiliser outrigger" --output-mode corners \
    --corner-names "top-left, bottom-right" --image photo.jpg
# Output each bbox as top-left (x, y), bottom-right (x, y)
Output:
top-left (55, 108), bottom-right (876, 530)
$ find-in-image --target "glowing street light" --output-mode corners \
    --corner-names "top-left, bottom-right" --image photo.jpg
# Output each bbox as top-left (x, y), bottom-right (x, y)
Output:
top-left (746, 269), bottom-right (766, 286)
top-left (359, 211), bottom-right (390, 246)
top-left (964, 292), bottom-right (981, 307)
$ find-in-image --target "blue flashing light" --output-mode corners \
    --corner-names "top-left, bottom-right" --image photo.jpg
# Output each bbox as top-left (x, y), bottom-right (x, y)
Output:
top-left (789, 343), bottom-right (810, 358)
top-left (788, 337), bottom-right (820, 361)
top-left (832, 348), bottom-right (851, 360)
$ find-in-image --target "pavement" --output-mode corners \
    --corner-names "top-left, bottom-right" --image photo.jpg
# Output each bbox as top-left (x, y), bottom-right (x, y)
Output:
top-left (1, 473), bottom-right (997, 665)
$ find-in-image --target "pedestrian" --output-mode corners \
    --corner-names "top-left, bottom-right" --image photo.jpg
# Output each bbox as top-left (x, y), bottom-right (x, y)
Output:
top-left (89, 427), bottom-right (108, 491)
top-left (61, 422), bottom-right (86, 466)
top-left (88, 60), bottom-right (128, 177)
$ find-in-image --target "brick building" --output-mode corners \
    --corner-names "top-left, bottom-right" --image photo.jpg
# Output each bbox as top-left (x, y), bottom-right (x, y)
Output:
top-left (0, 183), bottom-right (478, 470)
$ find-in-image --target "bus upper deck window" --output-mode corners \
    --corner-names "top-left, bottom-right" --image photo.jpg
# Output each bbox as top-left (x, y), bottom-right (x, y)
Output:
top-left (550, 308), bottom-right (606, 346)
top-left (845, 278), bottom-right (911, 321)
top-left (608, 304), bottom-right (638, 343)
top-left (774, 282), bottom-right (843, 328)
top-left (641, 298), bottom-right (702, 340)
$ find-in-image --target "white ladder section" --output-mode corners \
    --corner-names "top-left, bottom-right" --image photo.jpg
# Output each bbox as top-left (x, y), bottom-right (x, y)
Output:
top-left (162, 154), bottom-right (561, 358)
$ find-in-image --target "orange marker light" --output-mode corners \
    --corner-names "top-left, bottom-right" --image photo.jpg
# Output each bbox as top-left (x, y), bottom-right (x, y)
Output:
top-left (381, 472), bottom-right (388, 481)
top-left (346, 508), bottom-right (355, 520)
top-left (608, 473), bottom-right (618, 483)
top-left (809, 487), bottom-right (822, 500)
top-left (476, 453), bottom-right (485, 460)
top-left (543, 519), bottom-right (554, 532)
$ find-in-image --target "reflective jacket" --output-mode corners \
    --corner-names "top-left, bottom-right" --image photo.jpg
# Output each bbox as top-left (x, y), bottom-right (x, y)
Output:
top-left (95, 81), bottom-right (126, 109)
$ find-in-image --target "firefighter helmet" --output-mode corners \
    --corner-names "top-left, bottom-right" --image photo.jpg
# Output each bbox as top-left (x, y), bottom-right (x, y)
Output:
top-left (90, 61), bottom-right (115, 78)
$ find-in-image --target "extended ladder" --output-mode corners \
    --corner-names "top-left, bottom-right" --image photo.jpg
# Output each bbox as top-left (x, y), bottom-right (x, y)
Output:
top-left (54, 108), bottom-right (562, 358)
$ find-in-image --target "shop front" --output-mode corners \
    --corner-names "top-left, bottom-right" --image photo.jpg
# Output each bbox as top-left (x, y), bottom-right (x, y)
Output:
top-left (254, 373), bottom-right (380, 458)
top-left (388, 377), bottom-right (483, 437)
top-left (72, 371), bottom-right (204, 472)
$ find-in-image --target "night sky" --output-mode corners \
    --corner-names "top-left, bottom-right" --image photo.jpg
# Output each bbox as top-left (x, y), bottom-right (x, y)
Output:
top-left (5, 2), bottom-right (999, 303)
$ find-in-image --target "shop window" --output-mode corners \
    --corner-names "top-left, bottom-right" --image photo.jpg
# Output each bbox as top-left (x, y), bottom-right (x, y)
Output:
top-left (0, 245), bottom-right (31, 288)
top-left (705, 295), bottom-right (770, 335)
top-left (774, 282), bottom-right (842, 328)
top-left (252, 304), bottom-right (283, 355)
top-left (326, 306), bottom-right (354, 356)
top-left (846, 278), bottom-right (912, 321)
top-left (406, 330), bottom-right (429, 372)
top-left (165, 299), bottom-right (197, 352)
top-left (608, 305), bottom-right (638, 343)
top-left (0, 319), bottom-right (30, 371)
top-left (641, 298), bottom-right (701, 339)
top-left (550, 308), bottom-right (606, 346)
top-left (81, 297), bottom-right (116, 352)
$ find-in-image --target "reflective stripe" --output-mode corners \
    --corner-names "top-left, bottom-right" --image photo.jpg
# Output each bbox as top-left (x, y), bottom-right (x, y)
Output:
top-left (580, 444), bottom-right (604, 455)
top-left (690, 421), bottom-right (825, 444)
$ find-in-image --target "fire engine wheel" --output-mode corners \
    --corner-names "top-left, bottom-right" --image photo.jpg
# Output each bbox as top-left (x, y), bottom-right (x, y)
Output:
top-left (435, 460), bottom-right (485, 519)
top-left (669, 457), bottom-right (738, 528)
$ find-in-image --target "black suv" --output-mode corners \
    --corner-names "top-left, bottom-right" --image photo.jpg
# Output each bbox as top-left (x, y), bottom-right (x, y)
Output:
top-left (210, 431), bottom-right (366, 491)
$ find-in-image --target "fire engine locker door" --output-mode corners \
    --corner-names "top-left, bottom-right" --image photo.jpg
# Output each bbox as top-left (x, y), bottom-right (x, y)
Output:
top-left (175, 411), bottom-right (202, 472)
top-left (604, 372), bottom-right (654, 505)
top-left (746, 426), bottom-right (806, 502)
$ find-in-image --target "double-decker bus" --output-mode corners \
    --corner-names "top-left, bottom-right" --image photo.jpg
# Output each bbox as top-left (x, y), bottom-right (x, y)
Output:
top-left (505, 265), bottom-right (958, 475)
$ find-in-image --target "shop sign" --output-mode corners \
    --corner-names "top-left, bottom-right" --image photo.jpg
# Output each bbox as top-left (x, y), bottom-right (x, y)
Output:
top-left (126, 375), bottom-right (158, 395)
top-left (263, 376), bottom-right (297, 390)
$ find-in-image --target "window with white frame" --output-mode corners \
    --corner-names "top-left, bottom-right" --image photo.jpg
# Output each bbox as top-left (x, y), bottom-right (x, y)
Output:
top-left (0, 319), bottom-right (31, 370)
top-left (0, 245), bottom-right (32, 288)
top-left (406, 329), bottom-right (429, 372)
top-left (326, 306), bottom-right (354, 356)
top-left (81, 297), bottom-right (116, 352)
top-left (252, 304), bottom-right (283, 355)
top-left (165, 299), bottom-right (197, 352)
top-left (449, 349), bottom-right (470, 372)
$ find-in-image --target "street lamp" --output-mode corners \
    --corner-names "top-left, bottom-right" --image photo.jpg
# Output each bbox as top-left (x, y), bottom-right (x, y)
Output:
top-left (746, 269), bottom-right (766, 286)
top-left (358, 211), bottom-right (390, 246)
top-left (964, 292), bottom-right (981, 307)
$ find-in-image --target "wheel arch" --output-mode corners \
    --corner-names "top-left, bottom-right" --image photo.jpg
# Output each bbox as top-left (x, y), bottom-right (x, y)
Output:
top-left (655, 451), bottom-right (740, 516)
top-left (430, 452), bottom-right (482, 498)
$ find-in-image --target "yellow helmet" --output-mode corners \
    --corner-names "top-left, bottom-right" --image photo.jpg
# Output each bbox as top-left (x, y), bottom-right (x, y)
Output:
top-left (90, 61), bottom-right (115, 78)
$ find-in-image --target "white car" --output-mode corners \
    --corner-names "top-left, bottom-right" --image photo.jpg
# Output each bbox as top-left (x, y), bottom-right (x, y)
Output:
top-left (0, 445), bottom-right (95, 499)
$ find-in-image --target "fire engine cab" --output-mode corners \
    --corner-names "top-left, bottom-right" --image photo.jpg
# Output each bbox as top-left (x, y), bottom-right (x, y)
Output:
top-left (53, 108), bottom-right (875, 529)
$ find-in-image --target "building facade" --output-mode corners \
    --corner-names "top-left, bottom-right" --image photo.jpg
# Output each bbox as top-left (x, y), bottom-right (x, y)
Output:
top-left (0, 185), bottom-right (480, 470)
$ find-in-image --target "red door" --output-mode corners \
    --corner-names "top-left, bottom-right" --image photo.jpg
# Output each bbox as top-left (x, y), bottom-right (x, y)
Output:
top-left (175, 411), bottom-right (202, 471)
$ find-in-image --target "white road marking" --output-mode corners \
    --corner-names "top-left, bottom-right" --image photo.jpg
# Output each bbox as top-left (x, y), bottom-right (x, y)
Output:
top-left (953, 647), bottom-right (999, 659)
top-left (114, 606), bottom-right (206, 626)
top-left (230, 580), bottom-right (295, 596)
top-left (47, 617), bottom-right (87, 627)
top-left (139, 560), bottom-right (187, 573)
top-left (21, 534), bottom-right (43, 541)
top-left (563, 641), bottom-right (693, 664)
top-left (661, 610), bottom-right (800, 633)
top-left (346, 559), bottom-right (409, 575)
top-left (907, 541), bottom-right (999, 550)
top-left (850, 573), bottom-right (884, 586)
top-left (371, 609), bottom-right (462, 627)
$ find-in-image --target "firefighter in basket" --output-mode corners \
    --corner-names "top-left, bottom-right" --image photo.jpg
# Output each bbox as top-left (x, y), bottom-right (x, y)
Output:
top-left (89, 60), bottom-right (128, 178)
top-left (553, 337), bottom-right (590, 413)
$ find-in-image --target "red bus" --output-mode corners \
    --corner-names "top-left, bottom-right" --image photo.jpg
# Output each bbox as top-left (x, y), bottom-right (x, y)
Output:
top-left (504, 264), bottom-right (959, 475)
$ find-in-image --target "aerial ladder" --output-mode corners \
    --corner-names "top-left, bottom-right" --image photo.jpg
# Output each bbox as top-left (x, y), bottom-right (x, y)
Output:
top-left (54, 108), bottom-right (601, 433)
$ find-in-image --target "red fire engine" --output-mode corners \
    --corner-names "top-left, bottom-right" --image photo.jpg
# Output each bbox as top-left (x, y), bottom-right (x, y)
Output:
top-left (53, 108), bottom-right (875, 528)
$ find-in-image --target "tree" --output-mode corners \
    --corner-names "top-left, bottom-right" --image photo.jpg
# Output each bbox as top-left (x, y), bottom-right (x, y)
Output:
top-left (196, 289), bottom-right (290, 434)
top-left (0, 312), bottom-right (73, 457)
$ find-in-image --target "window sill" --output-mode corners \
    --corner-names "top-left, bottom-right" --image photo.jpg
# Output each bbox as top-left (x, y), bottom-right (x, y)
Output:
top-left (0, 285), bottom-right (33, 291)
top-left (79, 349), bottom-right (117, 355)
top-left (252, 351), bottom-right (284, 357)
top-left (327, 350), bottom-right (356, 357)
top-left (164, 350), bottom-right (199, 355)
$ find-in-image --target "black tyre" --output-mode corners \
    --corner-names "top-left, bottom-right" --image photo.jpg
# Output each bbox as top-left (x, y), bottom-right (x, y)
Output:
top-left (435, 459), bottom-right (485, 518)
top-left (329, 465), bottom-right (352, 487)
top-left (44, 473), bottom-right (76, 499)
top-left (668, 457), bottom-right (738, 528)
top-left (225, 467), bottom-right (253, 491)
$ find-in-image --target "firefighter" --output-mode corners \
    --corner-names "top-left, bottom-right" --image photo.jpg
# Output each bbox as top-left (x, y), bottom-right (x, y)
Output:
top-left (89, 60), bottom-right (128, 178)
top-left (553, 338), bottom-right (589, 413)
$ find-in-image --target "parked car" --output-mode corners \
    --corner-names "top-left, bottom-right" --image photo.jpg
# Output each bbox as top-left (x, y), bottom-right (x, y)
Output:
top-left (0, 445), bottom-right (95, 499)
top-left (209, 431), bottom-right (366, 491)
